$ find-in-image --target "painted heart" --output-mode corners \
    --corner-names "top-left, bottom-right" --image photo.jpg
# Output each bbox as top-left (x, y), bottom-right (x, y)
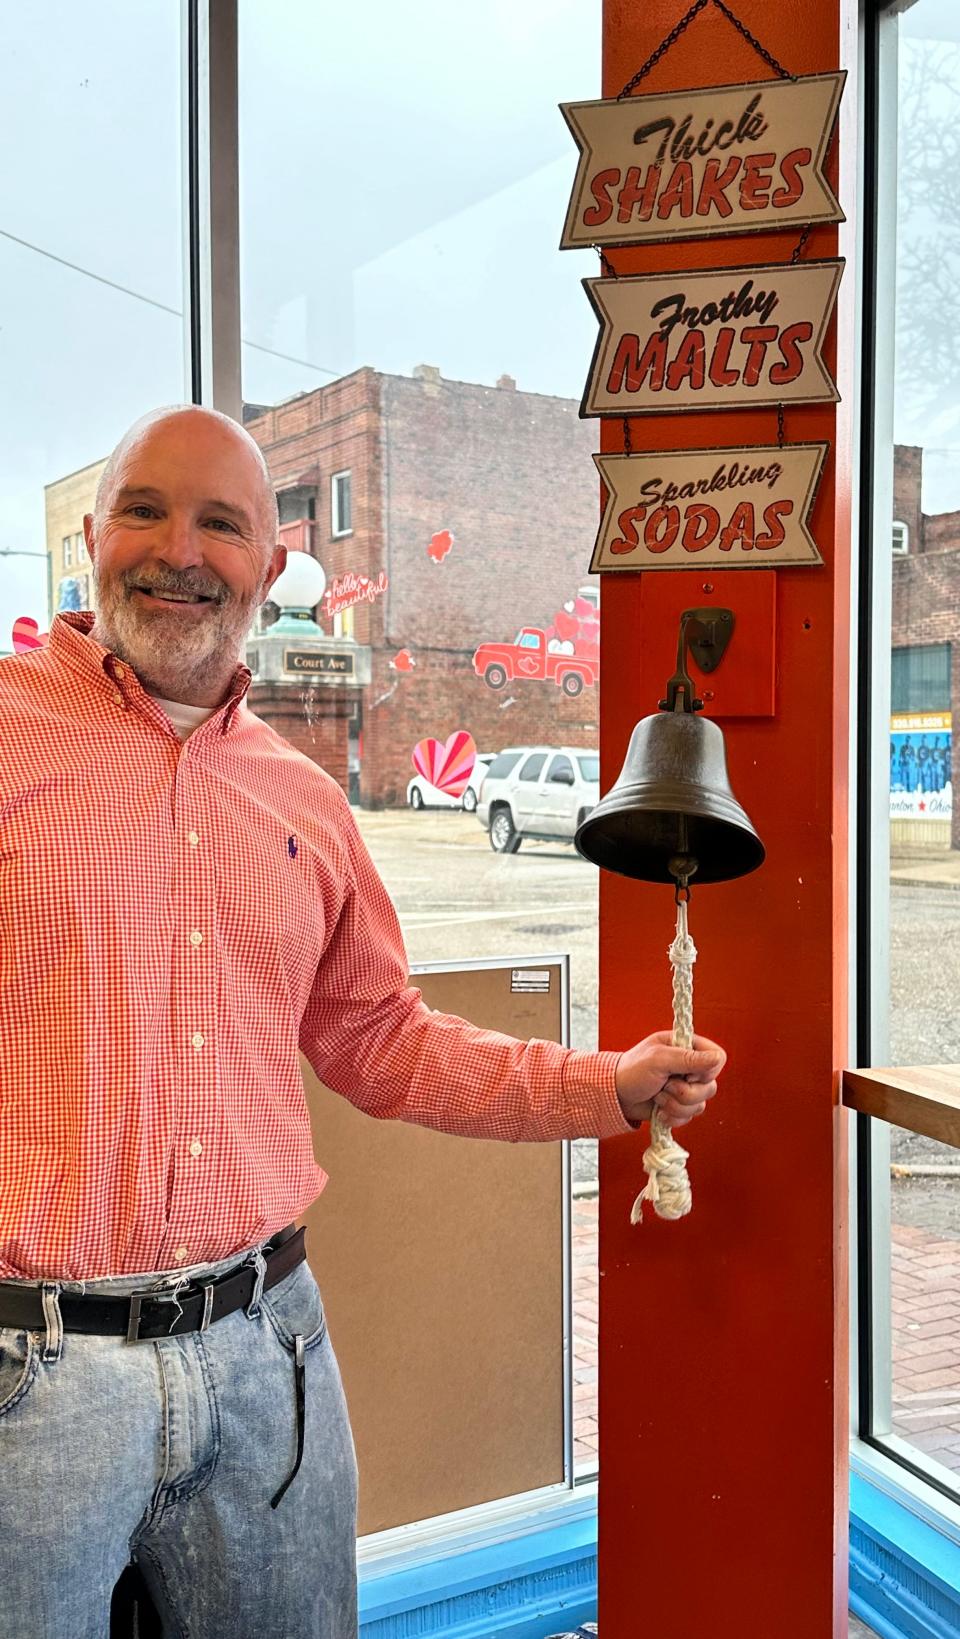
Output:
top-left (391, 649), bottom-right (416, 672)
top-left (427, 529), bottom-right (455, 564)
top-left (12, 616), bottom-right (49, 653)
top-left (412, 731), bottom-right (476, 797)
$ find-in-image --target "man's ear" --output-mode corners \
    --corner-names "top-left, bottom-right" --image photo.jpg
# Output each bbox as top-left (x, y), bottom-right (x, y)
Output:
top-left (82, 514), bottom-right (96, 562)
top-left (262, 545), bottom-right (287, 602)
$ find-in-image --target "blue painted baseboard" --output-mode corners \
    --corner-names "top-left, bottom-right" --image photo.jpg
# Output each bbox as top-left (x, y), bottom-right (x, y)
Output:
top-left (358, 1474), bottom-right (960, 1638)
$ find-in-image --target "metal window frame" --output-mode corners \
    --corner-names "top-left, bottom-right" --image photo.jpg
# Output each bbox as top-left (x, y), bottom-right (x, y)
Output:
top-left (331, 469), bottom-right (354, 538)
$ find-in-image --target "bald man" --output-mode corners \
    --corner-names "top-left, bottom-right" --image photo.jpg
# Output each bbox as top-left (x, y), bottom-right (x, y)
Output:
top-left (0, 405), bottom-right (725, 1638)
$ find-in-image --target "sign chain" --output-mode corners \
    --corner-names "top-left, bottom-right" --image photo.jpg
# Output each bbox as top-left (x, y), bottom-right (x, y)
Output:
top-left (617, 0), bottom-right (794, 99)
top-left (791, 223), bottom-right (813, 263)
top-left (623, 418), bottom-right (633, 455)
top-left (777, 404), bottom-right (785, 448)
top-left (595, 247), bottom-right (618, 278)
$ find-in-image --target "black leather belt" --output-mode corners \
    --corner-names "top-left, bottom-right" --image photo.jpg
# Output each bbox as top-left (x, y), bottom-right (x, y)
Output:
top-left (0, 1224), bottom-right (306, 1345)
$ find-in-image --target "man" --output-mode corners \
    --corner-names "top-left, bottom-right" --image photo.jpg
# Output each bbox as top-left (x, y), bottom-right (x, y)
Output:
top-left (0, 406), bottom-right (726, 1638)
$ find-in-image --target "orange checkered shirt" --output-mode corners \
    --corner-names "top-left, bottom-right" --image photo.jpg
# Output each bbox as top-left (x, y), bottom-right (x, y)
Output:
top-left (0, 612), bottom-right (628, 1279)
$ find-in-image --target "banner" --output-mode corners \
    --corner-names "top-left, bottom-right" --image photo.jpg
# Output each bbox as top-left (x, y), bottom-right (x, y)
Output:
top-left (581, 259), bottom-right (843, 417)
top-left (890, 712), bottom-right (952, 823)
top-left (561, 72), bottom-right (845, 248)
top-left (590, 443), bottom-right (827, 572)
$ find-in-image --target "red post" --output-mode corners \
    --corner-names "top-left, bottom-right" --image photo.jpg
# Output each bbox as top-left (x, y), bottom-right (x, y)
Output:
top-left (597, 1), bottom-right (855, 1632)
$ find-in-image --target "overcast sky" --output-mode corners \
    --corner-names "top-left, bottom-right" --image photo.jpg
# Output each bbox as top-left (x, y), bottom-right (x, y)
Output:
top-left (1, 0), bottom-right (957, 634)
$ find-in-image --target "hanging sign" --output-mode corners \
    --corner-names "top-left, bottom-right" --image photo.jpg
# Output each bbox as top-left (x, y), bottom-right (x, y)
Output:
top-left (560, 71), bottom-right (845, 248)
top-left (589, 443), bottom-right (827, 572)
top-left (581, 259), bottom-right (843, 417)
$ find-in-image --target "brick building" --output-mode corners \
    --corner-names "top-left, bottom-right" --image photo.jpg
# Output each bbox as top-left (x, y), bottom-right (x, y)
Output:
top-left (246, 365), bottom-right (601, 807)
top-left (892, 444), bottom-right (960, 850)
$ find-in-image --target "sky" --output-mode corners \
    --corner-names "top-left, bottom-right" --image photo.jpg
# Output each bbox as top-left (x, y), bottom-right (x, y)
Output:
top-left (2, 0), bottom-right (958, 634)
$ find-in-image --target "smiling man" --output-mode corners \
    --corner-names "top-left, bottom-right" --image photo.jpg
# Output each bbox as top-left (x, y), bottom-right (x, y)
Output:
top-left (0, 404), bottom-right (726, 1639)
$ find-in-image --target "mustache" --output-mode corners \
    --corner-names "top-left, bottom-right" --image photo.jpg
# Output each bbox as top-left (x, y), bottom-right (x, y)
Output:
top-left (126, 577), bottom-right (222, 601)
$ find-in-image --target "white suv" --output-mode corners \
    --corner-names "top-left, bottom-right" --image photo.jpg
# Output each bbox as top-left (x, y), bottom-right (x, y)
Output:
top-left (476, 746), bottom-right (600, 853)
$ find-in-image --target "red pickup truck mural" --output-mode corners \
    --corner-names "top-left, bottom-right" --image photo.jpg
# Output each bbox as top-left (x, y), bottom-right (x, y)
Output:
top-left (473, 626), bottom-right (599, 698)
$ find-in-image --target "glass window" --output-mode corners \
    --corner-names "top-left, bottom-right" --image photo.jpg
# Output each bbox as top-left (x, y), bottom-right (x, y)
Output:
top-left (518, 753), bottom-right (547, 782)
top-left (331, 471), bottom-right (352, 538)
top-left (0, 5), bottom-right (182, 644)
top-left (485, 751), bottom-right (523, 780)
top-left (238, 0), bottom-right (604, 1529)
top-left (547, 754), bottom-right (574, 783)
top-left (862, 0), bottom-right (960, 1507)
top-left (577, 753), bottom-right (600, 783)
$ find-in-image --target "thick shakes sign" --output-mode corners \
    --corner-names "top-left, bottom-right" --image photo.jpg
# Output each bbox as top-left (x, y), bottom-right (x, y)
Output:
top-left (590, 443), bottom-right (827, 571)
top-left (581, 259), bottom-right (843, 416)
top-left (561, 72), bottom-right (845, 247)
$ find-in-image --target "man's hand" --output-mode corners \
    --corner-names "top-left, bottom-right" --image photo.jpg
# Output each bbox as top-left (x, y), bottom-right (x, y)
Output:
top-left (615, 1032), bottom-right (727, 1129)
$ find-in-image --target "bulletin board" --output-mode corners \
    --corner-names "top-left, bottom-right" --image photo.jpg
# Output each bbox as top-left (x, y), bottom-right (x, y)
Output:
top-left (297, 955), bottom-right (570, 1536)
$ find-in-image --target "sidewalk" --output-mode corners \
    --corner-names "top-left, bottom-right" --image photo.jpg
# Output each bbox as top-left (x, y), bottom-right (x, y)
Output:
top-left (572, 1201), bottom-right (960, 1480)
top-left (891, 848), bottom-right (960, 890)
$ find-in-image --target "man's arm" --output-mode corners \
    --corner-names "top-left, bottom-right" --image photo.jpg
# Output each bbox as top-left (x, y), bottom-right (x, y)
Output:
top-left (299, 793), bottom-right (725, 1141)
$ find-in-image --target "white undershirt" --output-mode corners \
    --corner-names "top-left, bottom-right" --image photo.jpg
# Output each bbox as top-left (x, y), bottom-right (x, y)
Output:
top-left (146, 693), bottom-right (218, 740)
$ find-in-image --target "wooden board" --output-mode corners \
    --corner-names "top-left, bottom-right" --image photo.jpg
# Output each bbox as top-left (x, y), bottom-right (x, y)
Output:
top-left (842, 1065), bottom-right (960, 1148)
top-left (297, 957), bottom-right (569, 1535)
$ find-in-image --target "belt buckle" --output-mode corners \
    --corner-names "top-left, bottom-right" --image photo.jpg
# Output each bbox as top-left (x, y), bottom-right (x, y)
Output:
top-left (126, 1281), bottom-right (216, 1345)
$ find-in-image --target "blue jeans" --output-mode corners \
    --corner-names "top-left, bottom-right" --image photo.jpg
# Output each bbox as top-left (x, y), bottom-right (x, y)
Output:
top-left (0, 1245), bottom-right (359, 1638)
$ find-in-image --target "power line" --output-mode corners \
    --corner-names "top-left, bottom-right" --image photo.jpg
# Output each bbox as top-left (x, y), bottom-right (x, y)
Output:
top-left (0, 227), bottom-right (341, 379)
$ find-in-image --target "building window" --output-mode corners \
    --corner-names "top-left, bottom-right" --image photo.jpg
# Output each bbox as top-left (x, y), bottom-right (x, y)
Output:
top-left (63, 534), bottom-right (73, 567)
top-left (331, 471), bottom-right (352, 538)
top-left (892, 519), bottom-right (909, 556)
top-left (891, 643), bottom-right (951, 713)
top-left (333, 606), bottom-right (355, 641)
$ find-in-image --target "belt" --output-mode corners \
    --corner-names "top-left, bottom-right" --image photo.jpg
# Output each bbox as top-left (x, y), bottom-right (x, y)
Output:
top-left (0, 1223), bottom-right (306, 1345)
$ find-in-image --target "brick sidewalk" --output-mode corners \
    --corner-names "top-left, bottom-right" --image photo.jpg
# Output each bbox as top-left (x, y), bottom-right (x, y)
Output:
top-left (573, 1201), bottom-right (960, 1477)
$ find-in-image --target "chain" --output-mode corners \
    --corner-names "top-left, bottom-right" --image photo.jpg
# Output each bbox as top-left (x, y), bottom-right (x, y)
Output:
top-left (791, 223), bottom-right (813, 263)
top-left (624, 418), bottom-right (633, 455)
top-left (776, 404), bottom-right (785, 449)
top-left (618, 0), bottom-right (794, 99)
top-left (595, 247), bottom-right (617, 278)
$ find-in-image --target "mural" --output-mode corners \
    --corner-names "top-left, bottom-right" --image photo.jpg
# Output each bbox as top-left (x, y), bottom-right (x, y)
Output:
top-left (411, 731), bottom-right (477, 798)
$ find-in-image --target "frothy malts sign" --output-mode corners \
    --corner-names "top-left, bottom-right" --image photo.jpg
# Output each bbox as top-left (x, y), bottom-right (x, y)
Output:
top-left (560, 72), bottom-right (845, 248)
top-left (581, 259), bottom-right (843, 417)
top-left (589, 443), bottom-right (827, 572)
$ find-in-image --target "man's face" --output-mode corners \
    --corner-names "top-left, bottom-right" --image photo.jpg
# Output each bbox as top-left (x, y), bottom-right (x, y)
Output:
top-left (85, 412), bottom-right (286, 707)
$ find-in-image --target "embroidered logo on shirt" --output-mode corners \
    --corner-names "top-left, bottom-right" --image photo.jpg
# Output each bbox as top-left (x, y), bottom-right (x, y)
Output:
top-left (288, 835), bottom-right (298, 859)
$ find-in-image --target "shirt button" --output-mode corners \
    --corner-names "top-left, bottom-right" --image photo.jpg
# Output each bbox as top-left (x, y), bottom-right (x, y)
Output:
top-left (189, 1138), bottom-right (203, 1158)
top-left (187, 832), bottom-right (199, 846)
top-left (189, 930), bottom-right (203, 946)
top-left (113, 692), bottom-right (124, 706)
top-left (191, 1032), bottom-right (205, 1049)
top-left (174, 1246), bottom-right (189, 1263)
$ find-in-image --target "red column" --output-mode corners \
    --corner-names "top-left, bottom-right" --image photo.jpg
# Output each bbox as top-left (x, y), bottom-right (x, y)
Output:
top-left (597, 2), bottom-right (856, 1632)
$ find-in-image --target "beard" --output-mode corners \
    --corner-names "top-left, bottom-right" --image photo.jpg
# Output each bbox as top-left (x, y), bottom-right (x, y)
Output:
top-left (89, 565), bottom-right (266, 701)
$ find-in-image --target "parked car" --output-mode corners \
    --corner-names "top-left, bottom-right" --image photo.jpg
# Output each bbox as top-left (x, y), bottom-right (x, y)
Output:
top-left (407, 752), bottom-right (495, 814)
top-left (476, 745), bottom-right (600, 853)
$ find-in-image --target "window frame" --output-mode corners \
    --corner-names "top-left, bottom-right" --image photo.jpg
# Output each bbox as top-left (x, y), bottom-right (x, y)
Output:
top-left (331, 469), bottom-right (353, 539)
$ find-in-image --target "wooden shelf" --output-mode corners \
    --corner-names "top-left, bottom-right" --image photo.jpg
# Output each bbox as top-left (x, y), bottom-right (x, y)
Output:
top-left (842, 1065), bottom-right (960, 1148)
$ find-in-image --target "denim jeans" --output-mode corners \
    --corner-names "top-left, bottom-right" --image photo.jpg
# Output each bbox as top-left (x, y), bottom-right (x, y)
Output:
top-left (0, 1243), bottom-right (359, 1638)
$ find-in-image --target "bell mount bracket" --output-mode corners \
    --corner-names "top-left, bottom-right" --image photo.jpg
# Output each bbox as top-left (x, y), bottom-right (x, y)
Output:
top-left (658, 607), bottom-right (735, 714)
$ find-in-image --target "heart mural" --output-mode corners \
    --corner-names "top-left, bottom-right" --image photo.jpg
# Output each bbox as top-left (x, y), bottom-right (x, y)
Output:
top-left (12, 617), bottom-right (49, 653)
top-left (391, 649), bottom-right (416, 672)
top-left (412, 731), bottom-right (476, 798)
top-left (426, 529), bottom-right (455, 564)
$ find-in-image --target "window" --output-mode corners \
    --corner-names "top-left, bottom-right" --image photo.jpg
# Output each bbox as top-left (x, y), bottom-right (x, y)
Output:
top-left (518, 753), bottom-right (547, 782)
top-left (547, 754), bottom-right (574, 783)
top-left (577, 754), bottom-right (600, 783)
top-left (62, 535), bottom-right (73, 567)
top-left (485, 751), bottom-right (523, 779)
top-left (859, 0), bottom-right (960, 1511)
top-left (331, 471), bottom-right (352, 537)
top-left (333, 606), bottom-right (354, 641)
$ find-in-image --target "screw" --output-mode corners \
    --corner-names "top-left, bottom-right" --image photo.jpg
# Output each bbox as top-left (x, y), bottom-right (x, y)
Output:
top-left (702, 583), bottom-right (714, 593)
top-left (703, 690), bottom-right (714, 701)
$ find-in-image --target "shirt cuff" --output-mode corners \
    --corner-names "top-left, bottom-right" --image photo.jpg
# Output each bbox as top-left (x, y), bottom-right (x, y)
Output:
top-left (560, 1048), bottom-right (638, 1138)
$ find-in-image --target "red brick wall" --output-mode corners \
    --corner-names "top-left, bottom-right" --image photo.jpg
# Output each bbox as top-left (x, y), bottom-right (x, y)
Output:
top-left (247, 680), bottom-right (352, 792)
top-left (360, 647), bottom-right (597, 810)
top-left (893, 444), bottom-right (923, 554)
top-left (892, 547), bottom-right (960, 847)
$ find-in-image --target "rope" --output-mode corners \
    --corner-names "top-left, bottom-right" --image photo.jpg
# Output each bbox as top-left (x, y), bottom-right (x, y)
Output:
top-left (630, 898), bottom-right (697, 1224)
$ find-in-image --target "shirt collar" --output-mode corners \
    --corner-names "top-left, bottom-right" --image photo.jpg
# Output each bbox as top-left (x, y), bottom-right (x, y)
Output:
top-left (50, 610), bottom-right (253, 735)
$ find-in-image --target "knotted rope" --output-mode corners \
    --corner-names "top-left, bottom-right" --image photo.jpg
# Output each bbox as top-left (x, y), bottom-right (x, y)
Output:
top-left (630, 896), bottom-right (697, 1224)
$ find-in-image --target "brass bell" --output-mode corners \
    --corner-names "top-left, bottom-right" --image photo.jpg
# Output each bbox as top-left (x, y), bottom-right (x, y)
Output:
top-left (575, 607), bottom-right (765, 886)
